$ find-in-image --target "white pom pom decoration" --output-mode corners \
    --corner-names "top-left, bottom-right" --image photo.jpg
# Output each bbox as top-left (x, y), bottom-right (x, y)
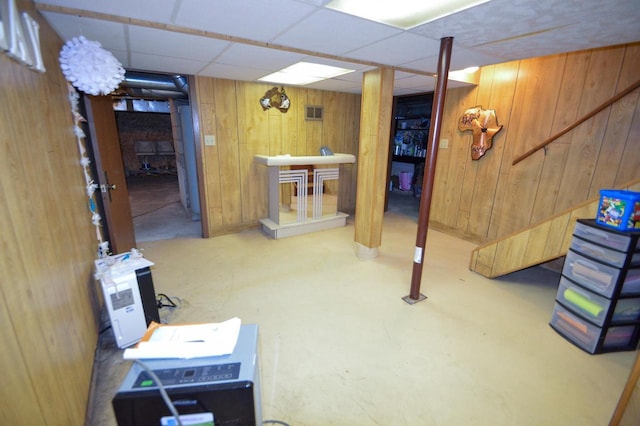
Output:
top-left (59, 36), bottom-right (125, 96)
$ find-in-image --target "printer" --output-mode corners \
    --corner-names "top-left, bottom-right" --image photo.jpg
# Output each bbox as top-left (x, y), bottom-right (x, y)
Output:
top-left (112, 324), bottom-right (262, 426)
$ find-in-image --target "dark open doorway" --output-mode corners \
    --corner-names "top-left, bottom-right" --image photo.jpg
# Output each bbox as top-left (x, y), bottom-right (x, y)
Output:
top-left (114, 71), bottom-right (202, 242)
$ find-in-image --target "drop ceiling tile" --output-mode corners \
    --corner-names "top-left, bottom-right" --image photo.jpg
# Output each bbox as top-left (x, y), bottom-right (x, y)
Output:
top-left (198, 62), bottom-right (272, 81)
top-left (402, 45), bottom-right (506, 75)
top-left (412, 0), bottom-right (640, 53)
top-left (306, 78), bottom-right (363, 93)
top-left (346, 33), bottom-right (442, 67)
top-left (297, 0), bottom-right (333, 6)
top-left (215, 44), bottom-right (306, 70)
top-left (298, 56), bottom-right (376, 74)
top-left (128, 26), bottom-right (232, 62)
top-left (327, 71), bottom-right (364, 85)
top-left (272, 9), bottom-right (402, 56)
top-left (477, 25), bottom-right (634, 61)
top-left (173, 0), bottom-right (316, 41)
top-left (109, 49), bottom-right (130, 69)
top-left (129, 52), bottom-right (208, 75)
top-left (410, 0), bottom-right (559, 47)
top-left (447, 80), bottom-right (477, 90)
top-left (41, 12), bottom-right (127, 51)
top-left (36, 0), bottom-right (177, 23)
top-left (393, 73), bottom-right (436, 92)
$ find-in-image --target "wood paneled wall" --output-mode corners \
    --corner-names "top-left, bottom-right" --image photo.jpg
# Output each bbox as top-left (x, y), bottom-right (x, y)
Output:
top-left (0, 1), bottom-right (100, 424)
top-left (431, 43), bottom-right (640, 243)
top-left (192, 77), bottom-right (361, 236)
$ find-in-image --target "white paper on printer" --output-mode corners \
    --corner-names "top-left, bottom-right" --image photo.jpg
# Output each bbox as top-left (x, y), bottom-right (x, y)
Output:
top-left (122, 317), bottom-right (241, 359)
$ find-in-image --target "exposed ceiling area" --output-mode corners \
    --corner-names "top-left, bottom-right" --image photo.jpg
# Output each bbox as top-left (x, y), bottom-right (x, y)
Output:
top-left (35, 0), bottom-right (640, 96)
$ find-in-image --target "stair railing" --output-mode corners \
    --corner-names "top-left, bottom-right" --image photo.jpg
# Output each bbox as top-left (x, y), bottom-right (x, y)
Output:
top-left (512, 79), bottom-right (640, 166)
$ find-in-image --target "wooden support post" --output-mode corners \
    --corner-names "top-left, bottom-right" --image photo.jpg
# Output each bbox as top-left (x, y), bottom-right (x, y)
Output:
top-left (404, 37), bottom-right (453, 303)
top-left (354, 68), bottom-right (395, 258)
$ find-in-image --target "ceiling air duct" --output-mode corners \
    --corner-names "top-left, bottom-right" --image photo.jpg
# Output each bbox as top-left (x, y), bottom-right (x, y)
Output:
top-left (118, 71), bottom-right (189, 99)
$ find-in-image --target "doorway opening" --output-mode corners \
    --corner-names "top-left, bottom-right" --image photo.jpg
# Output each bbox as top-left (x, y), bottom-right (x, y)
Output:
top-left (114, 72), bottom-right (201, 242)
top-left (386, 92), bottom-right (432, 222)
top-left (127, 174), bottom-right (200, 242)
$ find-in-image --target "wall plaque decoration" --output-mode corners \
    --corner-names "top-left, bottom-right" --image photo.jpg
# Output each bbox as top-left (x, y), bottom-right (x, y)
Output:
top-left (458, 105), bottom-right (503, 160)
top-left (260, 86), bottom-right (290, 112)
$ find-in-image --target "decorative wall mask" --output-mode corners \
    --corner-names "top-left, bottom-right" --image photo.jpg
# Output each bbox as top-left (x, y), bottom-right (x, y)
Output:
top-left (458, 105), bottom-right (503, 160)
top-left (260, 86), bottom-right (290, 113)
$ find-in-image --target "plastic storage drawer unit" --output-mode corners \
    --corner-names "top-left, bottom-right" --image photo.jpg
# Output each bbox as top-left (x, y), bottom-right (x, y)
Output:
top-left (552, 219), bottom-right (640, 354)
top-left (570, 236), bottom-right (631, 268)
top-left (556, 277), bottom-right (609, 326)
top-left (556, 277), bottom-right (640, 326)
top-left (573, 220), bottom-right (636, 252)
top-left (563, 250), bottom-right (621, 297)
top-left (550, 303), bottom-right (638, 354)
top-left (620, 269), bottom-right (640, 295)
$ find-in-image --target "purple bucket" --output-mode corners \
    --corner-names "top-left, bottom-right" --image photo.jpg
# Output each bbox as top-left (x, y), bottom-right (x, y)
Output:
top-left (399, 172), bottom-right (413, 191)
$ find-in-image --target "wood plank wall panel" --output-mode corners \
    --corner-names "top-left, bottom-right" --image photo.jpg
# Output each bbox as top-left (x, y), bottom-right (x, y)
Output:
top-left (499, 55), bottom-right (567, 237)
top-left (192, 78), bottom-right (361, 236)
top-left (554, 48), bottom-right (626, 212)
top-left (459, 64), bottom-right (492, 233)
top-left (322, 91), bottom-right (346, 194)
top-left (213, 79), bottom-right (242, 226)
top-left (0, 1), bottom-right (101, 423)
top-left (338, 94), bottom-right (361, 213)
top-left (432, 43), bottom-right (640, 243)
top-left (468, 63), bottom-right (518, 238)
top-left (593, 44), bottom-right (640, 192)
top-left (237, 81), bottom-right (269, 222)
top-left (529, 51), bottom-right (589, 225)
top-left (430, 86), bottom-right (474, 231)
top-left (616, 97), bottom-right (640, 186)
top-left (305, 89), bottom-right (324, 155)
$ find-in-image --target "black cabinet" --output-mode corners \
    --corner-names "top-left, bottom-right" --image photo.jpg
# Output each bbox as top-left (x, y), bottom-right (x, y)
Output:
top-left (550, 219), bottom-right (640, 354)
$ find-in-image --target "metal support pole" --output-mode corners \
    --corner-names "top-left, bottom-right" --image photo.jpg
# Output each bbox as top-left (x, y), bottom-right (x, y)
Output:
top-left (403, 36), bottom-right (453, 304)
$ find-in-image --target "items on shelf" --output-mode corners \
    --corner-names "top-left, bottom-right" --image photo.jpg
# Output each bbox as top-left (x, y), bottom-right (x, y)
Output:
top-left (391, 93), bottom-right (433, 160)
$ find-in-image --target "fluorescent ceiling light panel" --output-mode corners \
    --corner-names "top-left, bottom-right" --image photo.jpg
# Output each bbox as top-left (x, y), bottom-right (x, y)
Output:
top-left (258, 62), bottom-right (354, 85)
top-left (326, 0), bottom-right (491, 29)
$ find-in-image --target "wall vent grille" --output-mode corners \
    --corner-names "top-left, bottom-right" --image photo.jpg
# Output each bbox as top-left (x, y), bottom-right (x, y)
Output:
top-left (305, 105), bottom-right (323, 121)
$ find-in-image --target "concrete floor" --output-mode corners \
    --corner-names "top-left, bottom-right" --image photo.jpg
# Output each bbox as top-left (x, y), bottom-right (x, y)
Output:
top-left (127, 174), bottom-right (201, 243)
top-left (88, 177), bottom-right (636, 425)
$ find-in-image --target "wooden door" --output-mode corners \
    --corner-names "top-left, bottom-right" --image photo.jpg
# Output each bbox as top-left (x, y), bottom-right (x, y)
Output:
top-left (84, 95), bottom-right (136, 254)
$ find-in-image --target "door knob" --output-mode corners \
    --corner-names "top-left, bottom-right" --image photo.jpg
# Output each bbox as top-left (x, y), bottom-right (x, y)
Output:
top-left (100, 183), bottom-right (116, 192)
top-left (101, 171), bottom-right (117, 202)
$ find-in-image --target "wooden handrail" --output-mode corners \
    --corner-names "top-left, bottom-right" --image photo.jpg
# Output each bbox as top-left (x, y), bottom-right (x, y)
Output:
top-left (512, 79), bottom-right (640, 165)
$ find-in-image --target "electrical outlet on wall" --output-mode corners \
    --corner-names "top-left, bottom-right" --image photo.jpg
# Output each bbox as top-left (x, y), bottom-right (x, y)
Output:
top-left (439, 138), bottom-right (449, 149)
top-left (204, 135), bottom-right (216, 146)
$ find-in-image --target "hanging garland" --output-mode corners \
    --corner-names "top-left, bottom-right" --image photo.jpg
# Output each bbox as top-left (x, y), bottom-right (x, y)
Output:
top-left (60, 36), bottom-right (126, 258)
top-left (67, 84), bottom-right (111, 258)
